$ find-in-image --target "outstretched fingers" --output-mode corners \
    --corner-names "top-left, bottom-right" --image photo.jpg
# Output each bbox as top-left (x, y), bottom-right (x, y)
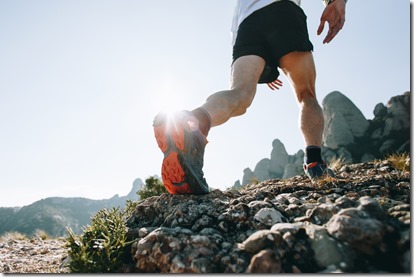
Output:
top-left (267, 79), bottom-right (283, 90)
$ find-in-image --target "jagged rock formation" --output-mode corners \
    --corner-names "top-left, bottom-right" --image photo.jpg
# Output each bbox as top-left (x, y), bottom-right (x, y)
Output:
top-left (239, 91), bottom-right (410, 186)
top-left (323, 91), bottom-right (410, 163)
top-left (123, 158), bottom-right (410, 273)
top-left (0, 179), bottom-right (144, 237)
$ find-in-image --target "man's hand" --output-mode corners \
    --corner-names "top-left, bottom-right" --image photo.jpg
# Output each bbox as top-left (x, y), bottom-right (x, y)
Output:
top-left (317, 0), bottom-right (346, 44)
top-left (267, 79), bottom-right (283, 91)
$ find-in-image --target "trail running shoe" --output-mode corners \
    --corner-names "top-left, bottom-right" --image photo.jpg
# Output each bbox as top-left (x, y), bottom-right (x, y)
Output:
top-left (153, 110), bottom-right (209, 194)
top-left (303, 161), bottom-right (335, 180)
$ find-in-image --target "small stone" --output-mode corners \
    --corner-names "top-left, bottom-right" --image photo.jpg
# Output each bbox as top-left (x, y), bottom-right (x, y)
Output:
top-left (238, 230), bottom-right (281, 254)
top-left (246, 249), bottom-right (281, 273)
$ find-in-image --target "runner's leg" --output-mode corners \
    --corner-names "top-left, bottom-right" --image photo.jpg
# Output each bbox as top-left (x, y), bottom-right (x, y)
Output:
top-left (279, 51), bottom-right (324, 147)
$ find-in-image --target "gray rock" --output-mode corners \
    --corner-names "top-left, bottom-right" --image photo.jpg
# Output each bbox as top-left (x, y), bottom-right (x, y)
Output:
top-left (270, 222), bottom-right (304, 234)
top-left (361, 153), bottom-right (376, 163)
top-left (380, 139), bottom-right (396, 154)
top-left (246, 249), bottom-right (282, 273)
top-left (397, 140), bottom-right (410, 153)
top-left (253, 208), bottom-right (287, 227)
top-left (305, 224), bottom-right (354, 271)
top-left (322, 91), bottom-right (369, 149)
top-left (247, 200), bottom-right (273, 217)
top-left (324, 112), bottom-right (356, 149)
top-left (326, 207), bottom-right (386, 255)
top-left (269, 139), bottom-right (290, 178)
top-left (238, 230), bottom-right (282, 254)
top-left (190, 257), bottom-right (214, 273)
top-left (357, 196), bottom-right (386, 220)
top-left (385, 92), bottom-right (411, 131)
top-left (306, 204), bottom-right (340, 225)
top-left (253, 158), bottom-right (271, 182)
top-left (283, 163), bottom-right (301, 179)
top-left (336, 148), bottom-right (353, 163)
top-left (373, 103), bottom-right (387, 118)
top-left (242, 168), bottom-right (255, 186)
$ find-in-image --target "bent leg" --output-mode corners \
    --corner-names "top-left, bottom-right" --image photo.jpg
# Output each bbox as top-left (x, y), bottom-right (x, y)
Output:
top-left (200, 55), bottom-right (266, 127)
top-left (279, 51), bottom-right (324, 147)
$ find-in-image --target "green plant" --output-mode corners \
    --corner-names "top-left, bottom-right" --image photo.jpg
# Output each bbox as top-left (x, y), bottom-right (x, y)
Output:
top-left (124, 199), bottom-right (138, 216)
top-left (66, 207), bottom-right (133, 273)
top-left (137, 176), bottom-right (167, 200)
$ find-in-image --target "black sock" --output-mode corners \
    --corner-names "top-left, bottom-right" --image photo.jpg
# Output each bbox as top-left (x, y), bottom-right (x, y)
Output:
top-left (305, 146), bottom-right (323, 164)
top-left (191, 108), bottom-right (211, 137)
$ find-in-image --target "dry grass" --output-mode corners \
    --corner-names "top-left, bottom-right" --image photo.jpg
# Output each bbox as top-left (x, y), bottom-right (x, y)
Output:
top-left (0, 231), bottom-right (28, 241)
top-left (328, 157), bottom-right (348, 172)
top-left (34, 229), bottom-right (51, 240)
top-left (249, 177), bottom-right (260, 185)
top-left (387, 153), bottom-right (410, 172)
top-left (312, 175), bottom-right (339, 189)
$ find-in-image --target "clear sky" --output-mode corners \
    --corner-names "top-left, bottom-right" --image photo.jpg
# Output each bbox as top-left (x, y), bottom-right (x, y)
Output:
top-left (0, 0), bottom-right (410, 207)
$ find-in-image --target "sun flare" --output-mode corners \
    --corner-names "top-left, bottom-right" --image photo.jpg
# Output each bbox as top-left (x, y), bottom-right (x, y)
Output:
top-left (151, 86), bottom-right (186, 117)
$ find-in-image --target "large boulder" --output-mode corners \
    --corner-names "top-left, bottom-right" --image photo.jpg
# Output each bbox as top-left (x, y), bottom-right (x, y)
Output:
top-left (322, 91), bottom-right (369, 149)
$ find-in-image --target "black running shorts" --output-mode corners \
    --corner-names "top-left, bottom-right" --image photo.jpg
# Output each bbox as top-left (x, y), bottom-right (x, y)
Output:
top-left (232, 0), bottom-right (314, 84)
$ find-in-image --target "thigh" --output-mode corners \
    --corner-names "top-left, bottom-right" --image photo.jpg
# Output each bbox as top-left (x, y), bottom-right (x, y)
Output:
top-left (231, 55), bottom-right (266, 92)
top-left (279, 51), bottom-right (316, 101)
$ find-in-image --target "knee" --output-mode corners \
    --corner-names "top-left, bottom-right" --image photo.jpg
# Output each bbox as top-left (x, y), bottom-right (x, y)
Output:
top-left (296, 86), bottom-right (317, 105)
top-left (231, 87), bottom-right (256, 116)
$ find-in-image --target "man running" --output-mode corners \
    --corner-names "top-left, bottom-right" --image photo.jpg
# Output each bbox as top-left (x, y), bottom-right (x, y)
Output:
top-left (153, 0), bottom-right (347, 194)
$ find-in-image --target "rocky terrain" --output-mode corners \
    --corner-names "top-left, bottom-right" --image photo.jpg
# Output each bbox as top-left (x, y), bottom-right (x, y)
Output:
top-left (0, 235), bottom-right (69, 273)
top-left (0, 157), bottom-right (410, 273)
top-left (124, 157), bottom-right (410, 273)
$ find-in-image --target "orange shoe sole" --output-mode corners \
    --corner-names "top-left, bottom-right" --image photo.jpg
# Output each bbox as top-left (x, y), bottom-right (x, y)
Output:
top-left (153, 114), bottom-right (196, 194)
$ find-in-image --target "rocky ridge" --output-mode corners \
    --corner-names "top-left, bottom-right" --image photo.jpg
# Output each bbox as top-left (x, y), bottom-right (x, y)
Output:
top-left (0, 178), bottom-right (144, 237)
top-left (124, 157), bottom-right (410, 273)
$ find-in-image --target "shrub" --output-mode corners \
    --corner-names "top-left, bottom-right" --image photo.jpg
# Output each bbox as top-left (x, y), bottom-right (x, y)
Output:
top-left (65, 176), bottom-right (168, 273)
top-left (137, 176), bottom-right (167, 200)
top-left (66, 207), bottom-right (132, 273)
